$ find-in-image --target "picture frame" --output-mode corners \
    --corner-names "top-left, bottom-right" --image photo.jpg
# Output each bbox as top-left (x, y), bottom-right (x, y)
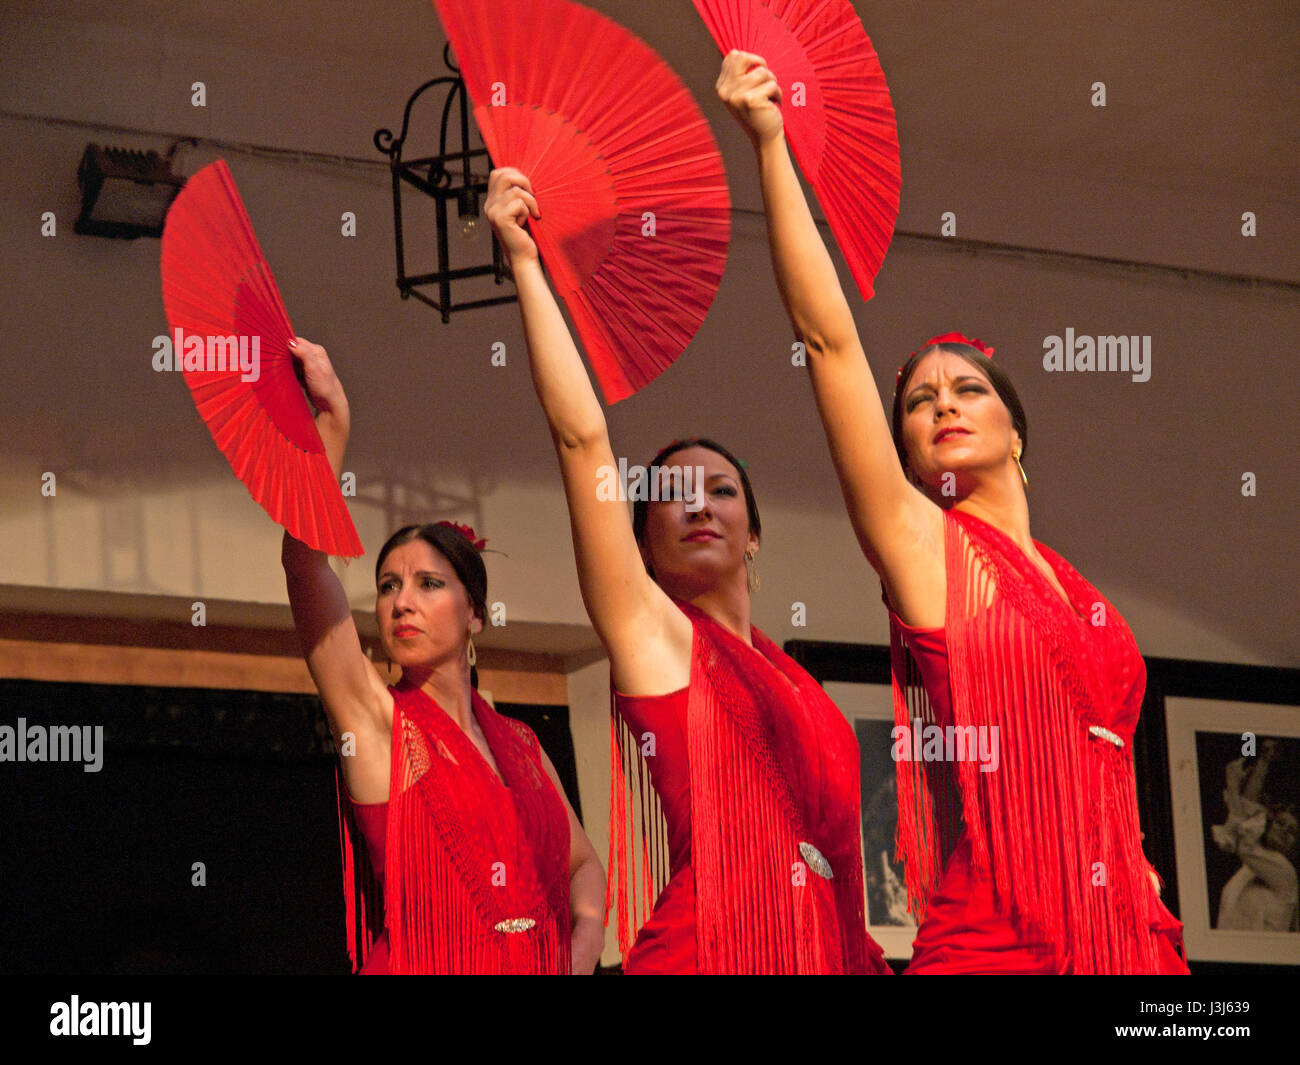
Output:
top-left (1165, 697), bottom-right (1300, 964)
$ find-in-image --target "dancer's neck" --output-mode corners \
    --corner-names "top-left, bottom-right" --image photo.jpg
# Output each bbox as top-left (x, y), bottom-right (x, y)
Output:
top-left (946, 466), bottom-right (1035, 556)
top-left (682, 578), bottom-right (752, 648)
top-left (400, 662), bottom-right (476, 731)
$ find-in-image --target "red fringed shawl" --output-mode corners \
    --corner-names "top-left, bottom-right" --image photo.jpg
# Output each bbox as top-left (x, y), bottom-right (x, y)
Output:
top-left (339, 680), bottom-right (571, 974)
top-left (608, 599), bottom-right (885, 974)
top-left (890, 508), bottom-right (1164, 973)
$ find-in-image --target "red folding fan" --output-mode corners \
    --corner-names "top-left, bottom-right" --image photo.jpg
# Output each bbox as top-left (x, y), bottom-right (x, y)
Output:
top-left (692, 0), bottom-right (901, 301)
top-left (431, 0), bottom-right (731, 403)
top-left (160, 159), bottom-right (363, 557)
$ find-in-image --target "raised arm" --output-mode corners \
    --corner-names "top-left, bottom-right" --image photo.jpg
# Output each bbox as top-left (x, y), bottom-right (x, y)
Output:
top-left (485, 169), bottom-right (690, 695)
top-left (1223, 757), bottom-right (1249, 819)
top-left (280, 339), bottom-right (392, 800)
top-left (716, 52), bottom-right (939, 588)
top-left (1242, 742), bottom-right (1275, 804)
top-left (1237, 838), bottom-right (1299, 896)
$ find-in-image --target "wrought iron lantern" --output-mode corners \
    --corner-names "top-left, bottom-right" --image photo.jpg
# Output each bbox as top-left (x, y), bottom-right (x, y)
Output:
top-left (374, 46), bottom-right (514, 321)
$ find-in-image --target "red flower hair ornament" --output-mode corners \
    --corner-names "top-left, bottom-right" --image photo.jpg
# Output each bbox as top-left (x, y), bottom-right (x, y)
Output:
top-left (896, 331), bottom-right (996, 383)
top-left (914, 332), bottom-right (995, 358)
top-left (433, 520), bottom-right (488, 553)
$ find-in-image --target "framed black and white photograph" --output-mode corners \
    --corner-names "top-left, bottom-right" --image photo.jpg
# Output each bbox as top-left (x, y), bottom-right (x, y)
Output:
top-left (1167, 697), bottom-right (1300, 965)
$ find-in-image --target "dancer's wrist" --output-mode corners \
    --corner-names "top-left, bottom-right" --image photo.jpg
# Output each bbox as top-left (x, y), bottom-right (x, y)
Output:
top-left (752, 126), bottom-right (788, 157)
top-left (314, 393), bottom-right (349, 436)
top-left (314, 405), bottom-right (350, 474)
top-left (314, 381), bottom-right (349, 418)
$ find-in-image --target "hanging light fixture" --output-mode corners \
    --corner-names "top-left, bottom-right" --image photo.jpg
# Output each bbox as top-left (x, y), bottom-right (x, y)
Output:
top-left (374, 45), bottom-right (513, 322)
top-left (75, 144), bottom-right (186, 239)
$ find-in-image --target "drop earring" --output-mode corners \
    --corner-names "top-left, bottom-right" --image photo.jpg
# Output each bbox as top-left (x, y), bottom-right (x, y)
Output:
top-left (744, 548), bottom-right (760, 594)
top-left (466, 633), bottom-right (477, 667)
top-left (1014, 448), bottom-right (1028, 490)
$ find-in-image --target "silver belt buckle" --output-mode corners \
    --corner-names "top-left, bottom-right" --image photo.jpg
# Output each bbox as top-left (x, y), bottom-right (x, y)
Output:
top-left (493, 917), bottom-right (537, 934)
top-left (798, 841), bottom-right (833, 879)
top-left (1087, 724), bottom-right (1125, 749)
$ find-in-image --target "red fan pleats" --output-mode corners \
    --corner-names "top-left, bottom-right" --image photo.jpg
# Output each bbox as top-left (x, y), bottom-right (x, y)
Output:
top-left (161, 160), bottom-right (363, 557)
top-left (693, 0), bottom-right (901, 300)
top-left (431, 0), bottom-right (731, 402)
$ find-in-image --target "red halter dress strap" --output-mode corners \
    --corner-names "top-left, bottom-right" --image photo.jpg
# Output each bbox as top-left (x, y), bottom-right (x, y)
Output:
top-left (608, 597), bottom-right (890, 974)
top-left (338, 680), bottom-right (572, 974)
top-left (888, 507), bottom-right (1188, 973)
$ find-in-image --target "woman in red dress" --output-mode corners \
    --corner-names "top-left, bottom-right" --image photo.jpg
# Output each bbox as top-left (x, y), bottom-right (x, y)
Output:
top-left (485, 170), bottom-right (890, 975)
top-left (280, 338), bottom-right (606, 974)
top-left (718, 50), bottom-right (1189, 974)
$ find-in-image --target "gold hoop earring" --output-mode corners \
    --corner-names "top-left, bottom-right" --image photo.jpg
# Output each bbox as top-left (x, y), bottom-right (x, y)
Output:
top-left (466, 634), bottom-right (477, 667)
top-left (744, 548), bottom-right (760, 594)
top-left (1014, 450), bottom-right (1028, 490)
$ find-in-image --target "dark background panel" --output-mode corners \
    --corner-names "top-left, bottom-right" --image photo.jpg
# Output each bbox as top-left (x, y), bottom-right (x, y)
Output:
top-left (495, 702), bottom-right (581, 821)
top-left (0, 679), bottom-right (579, 974)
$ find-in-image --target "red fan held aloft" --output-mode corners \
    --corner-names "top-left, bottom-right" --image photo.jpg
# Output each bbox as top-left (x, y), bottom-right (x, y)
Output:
top-left (160, 159), bottom-right (363, 557)
top-left (693, 0), bottom-right (901, 301)
top-left (431, 0), bottom-right (731, 403)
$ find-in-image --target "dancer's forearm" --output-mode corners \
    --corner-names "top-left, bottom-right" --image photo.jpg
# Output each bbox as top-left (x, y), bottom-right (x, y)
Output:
top-left (283, 341), bottom-right (350, 560)
top-left (568, 853), bottom-right (608, 974)
top-left (513, 258), bottom-right (608, 450)
top-left (282, 409), bottom-right (348, 563)
top-left (316, 405), bottom-right (349, 482)
top-left (755, 134), bottom-right (859, 357)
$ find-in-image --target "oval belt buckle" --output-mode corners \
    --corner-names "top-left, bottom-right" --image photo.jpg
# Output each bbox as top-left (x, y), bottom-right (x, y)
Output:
top-left (1087, 724), bottom-right (1125, 749)
top-left (798, 841), bottom-right (833, 880)
top-left (493, 917), bottom-right (537, 934)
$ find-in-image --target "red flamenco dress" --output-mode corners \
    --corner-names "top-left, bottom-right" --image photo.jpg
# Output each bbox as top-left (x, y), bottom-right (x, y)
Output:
top-left (609, 598), bottom-right (891, 974)
top-left (888, 509), bottom-right (1189, 974)
top-left (337, 677), bottom-right (572, 974)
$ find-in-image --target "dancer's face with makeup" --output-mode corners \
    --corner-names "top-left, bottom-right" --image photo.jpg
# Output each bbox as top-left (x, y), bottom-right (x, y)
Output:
top-left (899, 349), bottom-right (1022, 493)
top-left (639, 445), bottom-right (758, 598)
top-left (376, 539), bottom-right (481, 668)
